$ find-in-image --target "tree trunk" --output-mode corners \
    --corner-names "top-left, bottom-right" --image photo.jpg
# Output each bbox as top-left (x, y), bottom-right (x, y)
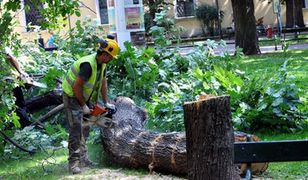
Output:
top-left (100, 97), bottom-right (267, 176)
top-left (215, 0), bottom-right (223, 39)
top-left (231, 0), bottom-right (260, 55)
top-left (286, 0), bottom-right (305, 28)
top-left (101, 97), bottom-right (187, 174)
top-left (183, 96), bottom-right (239, 180)
top-left (148, 0), bottom-right (156, 26)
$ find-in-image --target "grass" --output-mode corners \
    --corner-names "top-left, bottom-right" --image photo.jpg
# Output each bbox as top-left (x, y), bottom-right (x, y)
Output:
top-left (0, 145), bottom-right (159, 180)
top-left (255, 131), bottom-right (308, 180)
top-left (0, 144), bottom-right (153, 180)
top-left (246, 48), bottom-right (308, 179)
top-left (0, 148), bottom-right (69, 180)
top-left (236, 49), bottom-right (308, 99)
top-left (1, 132), bottom-right (307, 180)
top-left (234, 49), bottom-right (308, 179)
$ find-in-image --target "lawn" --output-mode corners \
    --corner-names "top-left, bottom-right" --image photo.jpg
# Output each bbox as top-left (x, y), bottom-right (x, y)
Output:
top-left (256, 131), bottom-right (308, 180)
top-left (0, 144), bottom-right (181, 180)
top-left (237, 49), bottom-right (308, 179)
top-left (1, 132), bottom-right (307, 180)
top-left (237, 49), bottom-right (308, 99)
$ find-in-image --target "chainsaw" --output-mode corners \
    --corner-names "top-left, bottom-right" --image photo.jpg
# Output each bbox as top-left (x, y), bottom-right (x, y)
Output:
top-left (83, 104), bottom-right (117, 128)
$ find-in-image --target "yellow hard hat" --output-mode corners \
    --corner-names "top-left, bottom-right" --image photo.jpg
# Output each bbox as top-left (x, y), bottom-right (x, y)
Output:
top-left (98, 35), bottom-right (120, 58)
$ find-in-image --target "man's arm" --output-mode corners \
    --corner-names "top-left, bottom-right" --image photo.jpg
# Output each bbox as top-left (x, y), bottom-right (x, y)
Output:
top-left (101, 77), bottom-right (108, 104)
top-left (101, 76), bottom-right (115, 110)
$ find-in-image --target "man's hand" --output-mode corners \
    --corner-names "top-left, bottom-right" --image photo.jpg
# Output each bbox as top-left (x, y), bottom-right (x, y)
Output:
top-left (105, 103), bottom-right (115, 111)
top-left (82, 104), bottom-right (92, 114)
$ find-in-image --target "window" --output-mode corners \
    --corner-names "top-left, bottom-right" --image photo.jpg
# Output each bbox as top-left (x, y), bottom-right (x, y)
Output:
top-left (24, 0), bottom-right (44, 29)
top-left (98, 0), bottom-right (109, 24)
top-left (175, 0), bottom-right (195, 18)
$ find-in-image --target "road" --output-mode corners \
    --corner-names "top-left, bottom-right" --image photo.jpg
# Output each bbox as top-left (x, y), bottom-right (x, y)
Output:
top-left (178, 42), bottom-right (308, 55)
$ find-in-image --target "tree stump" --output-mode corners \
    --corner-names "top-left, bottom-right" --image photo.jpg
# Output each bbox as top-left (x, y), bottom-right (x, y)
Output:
top-left (183, 96), bottom-right (240, 180)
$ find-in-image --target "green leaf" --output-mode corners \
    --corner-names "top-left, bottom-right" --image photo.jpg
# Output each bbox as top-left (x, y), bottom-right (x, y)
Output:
top-left (272, 97), bottom-right (284, 107)
top-left (75, 10), bottom-right (81, 17)
top-left (11, 112), bottom-right (21, 128)
top-left (193, 68), bottom-right (204, 80)
top-left (202, 82), bottom-right (210, 90)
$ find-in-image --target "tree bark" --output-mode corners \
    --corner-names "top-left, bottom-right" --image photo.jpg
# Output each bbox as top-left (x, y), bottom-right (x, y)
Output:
top-left (183, 96), bottom-right (239, 180)
top-left (286, 0), bottom-right (305, 28)
top-left (215, 0), bottom-right (223, 39)
top-left (231, 0), bottom-right (260, 55)
top-left (100, 97), bottom-right (266, 176)
top-left (101, 97), bottom-right (187, 174)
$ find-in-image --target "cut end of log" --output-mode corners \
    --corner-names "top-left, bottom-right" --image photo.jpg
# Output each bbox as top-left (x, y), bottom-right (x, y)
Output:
top-left (183, 94), bottom-right (229, 106)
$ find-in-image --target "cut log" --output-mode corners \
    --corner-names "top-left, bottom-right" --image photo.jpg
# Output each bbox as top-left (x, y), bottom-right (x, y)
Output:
top-left (101, 97), bottom-right (187, 174)
top-left (183, 95), bottom-right (240, 179)
top-left (100, 97), bottom-right (267, 176)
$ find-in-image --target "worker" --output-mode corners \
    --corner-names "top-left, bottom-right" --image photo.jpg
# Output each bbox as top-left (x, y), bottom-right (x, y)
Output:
top-left (62, 35), bottom-right (120, 174)
top-left (4, 47), bottom-right (32, 128)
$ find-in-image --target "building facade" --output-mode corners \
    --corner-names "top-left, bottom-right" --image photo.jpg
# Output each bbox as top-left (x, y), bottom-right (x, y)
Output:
top-left (3, 0), bottom-right (308, 41)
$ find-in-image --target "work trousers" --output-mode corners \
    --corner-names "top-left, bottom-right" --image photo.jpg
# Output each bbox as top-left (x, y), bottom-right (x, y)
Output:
top-left (63, 93), bottom-right (90, 167)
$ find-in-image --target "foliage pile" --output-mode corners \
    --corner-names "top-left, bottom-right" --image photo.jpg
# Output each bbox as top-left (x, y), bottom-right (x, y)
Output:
top-left (107, 12), bottom-right (306, 132)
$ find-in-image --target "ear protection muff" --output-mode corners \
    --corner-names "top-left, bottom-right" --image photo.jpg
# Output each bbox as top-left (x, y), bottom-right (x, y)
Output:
top-left (98, 39), bottom-right (108, 51)
top-left (98, 35), bottom-right (116, 52)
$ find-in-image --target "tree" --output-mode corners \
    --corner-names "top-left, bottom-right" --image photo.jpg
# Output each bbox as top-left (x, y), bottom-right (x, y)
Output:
top-left (143, 0), bottom-right (173, 32)
top-left (195, 4), bottom-right (224, 37)
top-left (231, 0), bottom-right (260, 55)
top-left (285, 0), bottom-right (305, 27)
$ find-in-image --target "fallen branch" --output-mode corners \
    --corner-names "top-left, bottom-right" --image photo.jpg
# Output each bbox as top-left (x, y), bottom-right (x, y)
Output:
top-left (30, 104), bottom-right (64, 127)
top-left (0, 130), bottom-right (35, 154)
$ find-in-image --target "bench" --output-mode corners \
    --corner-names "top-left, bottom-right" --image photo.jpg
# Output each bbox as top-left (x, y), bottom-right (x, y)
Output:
top-left (234, 139), bottom-right (308, 179)
top-left (281, 27), bottom-right (308, 41)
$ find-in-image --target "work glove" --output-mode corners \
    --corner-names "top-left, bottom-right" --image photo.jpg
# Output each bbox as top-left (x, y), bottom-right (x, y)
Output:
top-left (104, 102), bottom-right (115, 111)
top-left (82, 104), bottom-right (91, 114)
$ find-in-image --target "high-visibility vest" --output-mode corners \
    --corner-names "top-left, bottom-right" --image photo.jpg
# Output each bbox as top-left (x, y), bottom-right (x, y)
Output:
top-left (62, 54), bottom-right (106, 103)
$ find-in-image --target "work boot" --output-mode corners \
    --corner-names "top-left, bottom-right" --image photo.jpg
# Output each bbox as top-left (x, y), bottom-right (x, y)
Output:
top-left (69, 161), bottom-right (82, 174)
